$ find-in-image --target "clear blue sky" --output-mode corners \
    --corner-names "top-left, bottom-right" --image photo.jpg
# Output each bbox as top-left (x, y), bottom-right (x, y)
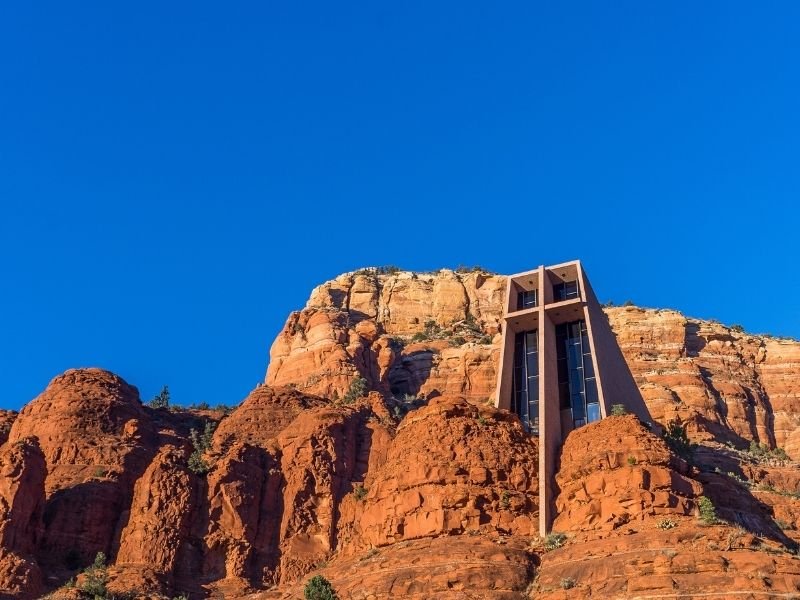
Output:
top-left (1, 2), bottom-right (798, 410)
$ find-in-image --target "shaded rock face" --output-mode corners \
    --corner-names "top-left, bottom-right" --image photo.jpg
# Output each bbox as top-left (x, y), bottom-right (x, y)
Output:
top-left (0, 438), bottom-right (46, 599)
top-left (6, 368), bottom-right (158, 573)
top-left (116, 445), bottom-right (196, 575)
top-left (606, 306), bottom-right (800, 457)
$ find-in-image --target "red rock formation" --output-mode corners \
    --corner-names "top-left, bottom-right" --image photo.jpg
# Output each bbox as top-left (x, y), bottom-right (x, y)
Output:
top-left (0, 412), bottom-right (17, 447)
top-left (256, 536), bottom-right (536, 599)
top-left (0, 437), bottom-right (46, 599)
top-left (6, 368), bottom-right (158, 573)
top-left (2, 269), bottom-right (800, 599)
top-left (115, 446), bottom-right (196, 576)
top-left (337, 395), bottom-right (538, 556)
top-left (553, 414), bottom-right (700, 532)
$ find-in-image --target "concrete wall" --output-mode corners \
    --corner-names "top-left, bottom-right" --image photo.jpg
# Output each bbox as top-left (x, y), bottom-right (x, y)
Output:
top-left (580, 271), bottom-right (652, 425)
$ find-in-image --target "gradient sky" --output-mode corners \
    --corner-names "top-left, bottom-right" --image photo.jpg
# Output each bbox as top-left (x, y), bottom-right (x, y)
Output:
top-left (1, 2), bottom-right (798, 411)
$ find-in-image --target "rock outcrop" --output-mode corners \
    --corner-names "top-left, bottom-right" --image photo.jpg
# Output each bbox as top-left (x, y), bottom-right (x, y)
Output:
top-left (337, 395), bottom-right (538, 555)
top-left (0, 437), bottom-right (46, 599)
top-left (1, 268), bottom-right (799, 598)
top-left (553, 414), bottom-right (701, 532)
top-left (6, 368), bottom-right (158, 578)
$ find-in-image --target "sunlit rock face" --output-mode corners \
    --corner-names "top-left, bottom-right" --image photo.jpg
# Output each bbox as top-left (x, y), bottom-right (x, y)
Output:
top-left (9, 269), bottom-right (800, 598)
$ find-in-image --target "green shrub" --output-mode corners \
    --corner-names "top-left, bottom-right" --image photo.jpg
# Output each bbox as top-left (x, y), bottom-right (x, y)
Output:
top-left (730, 324), bottom-right (745, 333)
top-left (544, 532), bottom-right (567, 551)
top-left (627, 456), bottom-right (637, 466)
top-left (449, 335), bottom-right (466, 347)
top-left (148, 385), bottom-right (170, 409)
top-left (698, 496), bottom-right (718, 524)
top-left (663, 418), bottom-right (697, 461)
top-left (610, 404), bottom-right (627, 416)
top-left (560, 577), bottom-right (576, 590)
top-left (188, 422), bottom-right (216, 475)
top-left (375, 265), bottom-right (401, 275)
top-left (80, 552), bottom-right (108, 597)
top-left (304, 574), bottom-right (338, 600)
top-left (656, 518), bottom-right (678, 530)
top-left (500, 490), bottom-right (510, 509)
top-left (748, 441), bottom-right (790, 463)
top-left (353, 484), bottom-right (368, 501)
top-left (342, 377), bottom-right (368, 404)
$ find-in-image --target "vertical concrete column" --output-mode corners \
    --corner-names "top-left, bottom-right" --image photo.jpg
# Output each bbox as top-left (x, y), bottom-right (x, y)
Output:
top-left (495, 275), bottom-right (516, 409)
top-left (538, 310), bottom-right (561, 536)
top-left (494, 320), bottom-right (516, 410)
top-left (577, 264), bottom-right (608, 418)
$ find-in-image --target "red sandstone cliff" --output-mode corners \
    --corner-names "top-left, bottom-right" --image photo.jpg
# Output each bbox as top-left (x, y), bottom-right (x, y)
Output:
top-left (0, 268), bottom-right (797, 598)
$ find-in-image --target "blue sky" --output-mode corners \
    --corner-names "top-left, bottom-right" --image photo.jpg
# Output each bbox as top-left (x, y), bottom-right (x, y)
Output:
top-left (1, 2), bottom-right (798, 410)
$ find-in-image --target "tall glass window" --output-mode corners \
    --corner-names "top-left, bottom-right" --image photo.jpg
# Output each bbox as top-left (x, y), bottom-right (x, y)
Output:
top-left (553, 280), bottom-right (579, 302)
top-left (555, 320), bottom-right (599, 429)
top-left (512, 330), bottom-right (539, 434)
top-left (516, 289), bottom-right (538, 310)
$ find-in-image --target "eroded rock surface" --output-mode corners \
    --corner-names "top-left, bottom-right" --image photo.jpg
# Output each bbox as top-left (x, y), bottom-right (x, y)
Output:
top-left (2, 269), bottom-right (799, 598)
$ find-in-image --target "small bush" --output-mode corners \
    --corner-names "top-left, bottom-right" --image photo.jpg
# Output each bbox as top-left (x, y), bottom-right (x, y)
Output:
top-left (304, 574), bottom-right (338, 600)
top-left (698, 496), bottom-right (718, 524)
top-left (623, 300), bottom-right (634, 307)
top-left (80, 552), bottom-right (108, 597)
top-left (656, 518), bottom-right (678, 530)
top-left (749, 441), bottom-right (790, 464)
top-left (477, 415), bottom-right (488, 427)
top-left (627, 456), bottom-right (638, 466)
top-left (449, 335), bottom-right (466, 347)
top-left (189, 401), bottom-right (211, 410)
top-left (730, 324), bottom-right (745, 333)
top-left (560, 577), bottom-right (576, 590)
top-left (663, 418), bottom-right (697, 461)
top-left (188, 421), bottom-right (216, 475)
top-left (148, 385), bottom-right (170, 409)
top-left (500, 490), bottom-right (511, 509)
top-left (610, 404), bottom-right (627, 416)
top-left (353, 484), bottom-right (368, 501)
top-left (375, 265), bottom-right (401, 275)
top-left (544, 532), bottom-right (567, 551)
top-left (360, 548), bottom-right (379, 561)
top-left (342, 377), bottom-right (368, 404)
top-left (188, 452), bottom-right (210, 475)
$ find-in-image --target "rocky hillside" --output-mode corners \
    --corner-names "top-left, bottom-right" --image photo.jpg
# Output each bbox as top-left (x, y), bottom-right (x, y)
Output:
top-left (0, 268), bottom-right (798, 599)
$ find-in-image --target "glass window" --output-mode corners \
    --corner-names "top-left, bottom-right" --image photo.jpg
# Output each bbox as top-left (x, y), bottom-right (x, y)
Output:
top-left (511, 328), bottom-right (539, 435)
top-left (585, 378), bottom-right (598, 405)
top-left (553, 280), bottom-right (580, 302)
top-left (517, 289), bottom-right (538, 310)
top-left (555, 319), bottom-right (602, 430)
